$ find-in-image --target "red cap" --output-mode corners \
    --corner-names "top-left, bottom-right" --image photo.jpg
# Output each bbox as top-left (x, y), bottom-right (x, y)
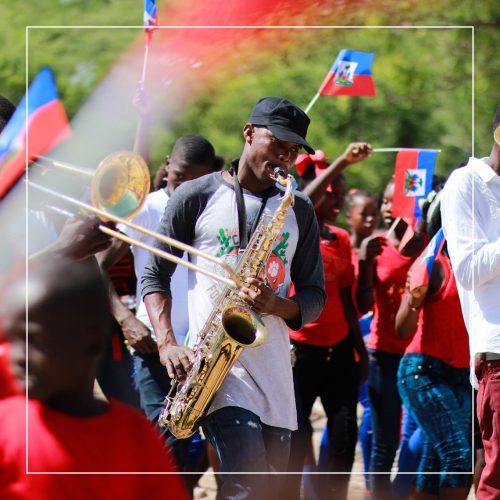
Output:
top-left (295, 149), bottom-right (329, 176)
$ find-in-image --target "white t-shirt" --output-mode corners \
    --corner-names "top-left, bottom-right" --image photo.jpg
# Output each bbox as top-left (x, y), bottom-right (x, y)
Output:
top-left (119, 189), bottom-right (190, 346)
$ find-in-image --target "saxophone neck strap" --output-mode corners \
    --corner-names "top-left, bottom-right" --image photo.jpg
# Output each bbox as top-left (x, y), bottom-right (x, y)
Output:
top-left (231, 162), bottom-right (271, 250)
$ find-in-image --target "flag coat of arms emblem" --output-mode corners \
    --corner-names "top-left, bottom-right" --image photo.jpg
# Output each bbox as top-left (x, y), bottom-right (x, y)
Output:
top-left (318, 49), bottom-right (376, 96)
top-left (392, 149), bottom-right (438, 219)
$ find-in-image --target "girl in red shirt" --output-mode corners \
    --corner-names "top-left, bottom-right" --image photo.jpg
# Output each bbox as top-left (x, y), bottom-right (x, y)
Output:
top-left (356, 178), bottom-right (426, 499)
top-left (285, 143), bottom-right (371, 500)
top-left (396, 194), bottom-right (471, 499)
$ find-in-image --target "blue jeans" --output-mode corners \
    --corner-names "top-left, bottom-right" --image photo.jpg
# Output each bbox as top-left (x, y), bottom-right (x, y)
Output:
top-left (398, 353), bottom-right (472, 494)
top-left (202, 406), bottom-right (291, 500)
top-left (392, 406), bottom-right (422, 497)
top-left (133, 352), bottom-right (196, 475)
top-left (368, 350), bottom-right (403, 472)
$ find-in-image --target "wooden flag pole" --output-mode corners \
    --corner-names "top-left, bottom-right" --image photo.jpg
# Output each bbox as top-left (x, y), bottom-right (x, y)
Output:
top-left (304, 93), bottom-right (320, 115)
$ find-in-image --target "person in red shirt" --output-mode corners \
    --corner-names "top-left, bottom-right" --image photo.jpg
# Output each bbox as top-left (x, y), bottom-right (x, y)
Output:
top-left (285, 142), bottom-right (372, 500)
top-left (0, 257), bottom-right (187, 500)
top-left (395, 193), bottom-right (471, 499)
top-left (356, 177), bottom-right (426, 499)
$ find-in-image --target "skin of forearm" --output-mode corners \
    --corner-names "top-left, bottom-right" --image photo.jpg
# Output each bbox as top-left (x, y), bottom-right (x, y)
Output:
top-left (144, 292), bottom-right (177, 347)
top-left (271, 296), bottom-right (301, 322)
top-left (303, 158), bottom-right (349, 205)
top-left (356, 261), bottom-right (375, 313)
top-left (340, 287), bottom-right (367, 356)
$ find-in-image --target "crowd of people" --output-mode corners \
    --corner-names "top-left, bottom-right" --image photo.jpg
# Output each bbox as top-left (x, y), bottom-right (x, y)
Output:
top-left (0, 90), bottom-right (499, 500)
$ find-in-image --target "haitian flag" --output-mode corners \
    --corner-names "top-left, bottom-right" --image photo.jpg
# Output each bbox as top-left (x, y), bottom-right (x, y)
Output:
top-left (392, 149), bottom-right (438, 219)
top-left (407, 228), bottom-right (445, 293)
top-left (0, 67), bottom-right (70, 199)
top-left (144, 0), bottom-right (158, 33)
top-left (318, 49), bottom-right (376, 97)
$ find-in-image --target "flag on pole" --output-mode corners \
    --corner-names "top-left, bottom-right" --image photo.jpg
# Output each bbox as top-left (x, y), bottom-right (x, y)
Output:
top-left (318, 49), bottom-right (376, 97)
top-left (392, 149), bottom-right (438, 219)
top-left (144, 0), bottom-right (158, 33)
top-left (407, 228), bottom-right (445, 292)
top-left (0, 67), bottom-right (70, 199)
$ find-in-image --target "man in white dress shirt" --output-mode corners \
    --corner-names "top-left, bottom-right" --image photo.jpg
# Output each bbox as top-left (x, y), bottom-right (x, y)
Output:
top-left (440, 107), bottom-right (500, 499)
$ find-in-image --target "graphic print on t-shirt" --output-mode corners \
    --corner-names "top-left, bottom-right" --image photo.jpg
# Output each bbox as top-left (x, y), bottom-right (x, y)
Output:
top-left (214, 226), bottom-right (290, 294)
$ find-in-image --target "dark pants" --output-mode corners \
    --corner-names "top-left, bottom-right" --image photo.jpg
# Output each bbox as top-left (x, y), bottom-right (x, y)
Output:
top-left (367, 349), bottom-right (403, 496)
top-left (97, 329), bottom-right (140, 408)
top-left (202, 406), bottom-right (291, 500)
top-left (133, 352), bottom-right (197, 485)
top-left (287, 336), bottom-right (359, 499)
top-left (475, 356), bottom-right (500, 499)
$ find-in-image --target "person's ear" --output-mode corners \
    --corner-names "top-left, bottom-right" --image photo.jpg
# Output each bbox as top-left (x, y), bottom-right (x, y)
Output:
top-left (243, 124), bottom-right (254, 145)
top-left (164, 156), bottom-right (170, 173)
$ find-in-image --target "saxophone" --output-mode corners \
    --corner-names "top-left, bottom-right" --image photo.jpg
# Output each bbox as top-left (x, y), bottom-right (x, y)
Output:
top-left (159, 168), bottom-right (295, 439)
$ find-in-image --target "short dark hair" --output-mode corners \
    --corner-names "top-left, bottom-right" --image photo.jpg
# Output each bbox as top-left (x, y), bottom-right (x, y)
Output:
top-left (171, 134), bottom-right (216, 167)
top-left (0, 95), bottom-right (16, 132)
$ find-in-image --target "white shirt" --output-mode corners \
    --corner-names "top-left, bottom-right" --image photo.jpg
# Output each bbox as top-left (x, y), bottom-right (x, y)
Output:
top-left (440, 157), bottom-right (500, 387)
top-left (118, 189), bottom-right (190, 345)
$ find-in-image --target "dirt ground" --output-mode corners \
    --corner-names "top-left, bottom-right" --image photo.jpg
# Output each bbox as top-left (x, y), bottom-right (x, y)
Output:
top-left (195, 399), bottom-right (476, 500)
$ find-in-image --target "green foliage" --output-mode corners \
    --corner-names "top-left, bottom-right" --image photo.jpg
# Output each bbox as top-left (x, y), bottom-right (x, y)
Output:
top-left (1, 0), bottom-right (498, 203)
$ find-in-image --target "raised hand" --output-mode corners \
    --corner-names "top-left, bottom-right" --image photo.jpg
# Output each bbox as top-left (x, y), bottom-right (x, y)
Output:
top-left (340, 142), bottom-right (373, 165)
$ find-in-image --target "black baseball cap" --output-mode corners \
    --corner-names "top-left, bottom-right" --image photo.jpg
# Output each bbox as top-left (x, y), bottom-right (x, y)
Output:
top-left (248, 97), bottom-right (315, 154)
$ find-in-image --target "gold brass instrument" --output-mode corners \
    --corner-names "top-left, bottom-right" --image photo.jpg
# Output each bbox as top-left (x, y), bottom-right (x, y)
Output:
top-left (159, 168), bottom-right (295, 439)
top-left (29, 151), bottom-right (242, 288)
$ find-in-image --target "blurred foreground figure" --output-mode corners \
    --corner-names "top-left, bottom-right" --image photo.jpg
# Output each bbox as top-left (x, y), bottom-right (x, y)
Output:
top-left (441, 107), bottom-right (500, 500)
top-left (0, 258), bottom-right (187, 500)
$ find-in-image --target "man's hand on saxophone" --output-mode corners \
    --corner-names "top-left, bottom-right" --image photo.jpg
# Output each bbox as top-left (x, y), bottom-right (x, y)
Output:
top-left (159, 342), bottom-right (195, 382)
top-left (239, 277), bottom-right (300, 321)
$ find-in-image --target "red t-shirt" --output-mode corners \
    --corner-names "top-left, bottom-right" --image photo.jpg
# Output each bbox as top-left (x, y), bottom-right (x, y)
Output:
top-left (367, 239), bottom-right (418, 354)
top-left (405, 255), bottom-right (470, 368)
top-left (290, 225), bottom-right (354, 346)
top-left (0, 396), bottom-right (187, 500)
top-left (0, 340), bottom-right (19, 400)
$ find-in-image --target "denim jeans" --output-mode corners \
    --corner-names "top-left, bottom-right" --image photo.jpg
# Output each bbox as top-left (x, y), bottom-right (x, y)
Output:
top-left (202, 406), bottom-right (291, 500)
top-left (133, 352), bottom-right (195, 476)
top-left (398, 353), bottom-right (472, 494)
top-left (368, 349), bottom-right (403, 473)
top-left (392, 406), bottom-right (422, 497)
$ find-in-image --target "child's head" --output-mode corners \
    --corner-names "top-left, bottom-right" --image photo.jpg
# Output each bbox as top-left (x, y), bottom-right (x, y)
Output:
top-left (314, 174), bottom-right (346, 223)
top-left (345, 189), bottom-right (379, 239)
top-left (380, 178), bottom-right (395, 229)
top-left (3, 258), bottom-right (113, 405)
top-left (165, 134), bottom-right (220, 192)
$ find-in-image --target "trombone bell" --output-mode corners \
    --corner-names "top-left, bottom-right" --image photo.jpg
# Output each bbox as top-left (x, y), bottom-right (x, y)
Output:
top-left (91, 151), bottom-right (150, 220)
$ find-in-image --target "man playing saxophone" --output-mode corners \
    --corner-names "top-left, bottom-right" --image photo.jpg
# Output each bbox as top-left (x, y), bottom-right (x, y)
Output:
top-left (141, 97), bottom-right (326, 499)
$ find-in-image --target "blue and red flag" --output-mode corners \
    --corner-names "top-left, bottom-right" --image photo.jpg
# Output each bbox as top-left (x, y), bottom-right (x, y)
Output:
top-left (392, 149), bottom-right (438, 219)
top-left (407, 228), bottom-right (445, 292)
top-left (318, 49), bottom-right (376, 97)
top-left (144, 0), bottom-right (158, 35)
top-left (0, 67), bottom-right (70, 199)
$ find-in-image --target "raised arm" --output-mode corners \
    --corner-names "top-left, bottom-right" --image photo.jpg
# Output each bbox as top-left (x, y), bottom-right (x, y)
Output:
top-left (303, 142), bottom-right (372, 205)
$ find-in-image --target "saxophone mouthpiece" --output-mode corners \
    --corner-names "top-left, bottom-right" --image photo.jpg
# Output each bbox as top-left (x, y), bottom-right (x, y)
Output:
top-left (273, 167), bottom-right (287, 186)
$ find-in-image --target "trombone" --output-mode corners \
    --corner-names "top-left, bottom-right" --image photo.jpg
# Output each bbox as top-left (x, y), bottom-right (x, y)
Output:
top-left (29, 151), bottom-right (243, 289)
